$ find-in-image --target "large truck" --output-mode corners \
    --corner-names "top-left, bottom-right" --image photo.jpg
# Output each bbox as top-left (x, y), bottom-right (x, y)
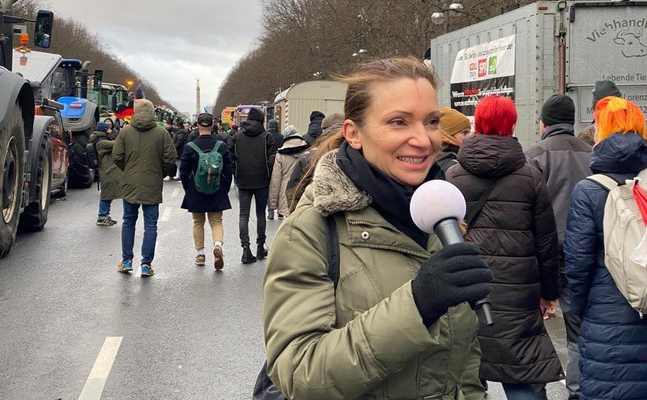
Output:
top-left (429, 1), bottom-right (647, 147)
top-left (0, 1), bottom-right (55, 258)
top-left (273, 80), bottom-right (347, 134)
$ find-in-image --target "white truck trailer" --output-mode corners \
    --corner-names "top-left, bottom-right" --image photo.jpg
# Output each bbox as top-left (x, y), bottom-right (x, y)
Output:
top-left (429, 1), bottom-right (647, 147)
top-left (273, 80), bottom-right (348, 134)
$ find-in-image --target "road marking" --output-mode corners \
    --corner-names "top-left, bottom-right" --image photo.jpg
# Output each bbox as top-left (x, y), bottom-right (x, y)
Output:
top-left (172, 188), bottom-right (181, 198)
top-left (78, 337), bottom-right (123, 400)
top-left (161, 206), bottom-right (173, 221)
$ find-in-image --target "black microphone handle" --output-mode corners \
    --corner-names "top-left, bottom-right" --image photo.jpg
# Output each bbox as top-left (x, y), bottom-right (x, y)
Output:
top-left (434, 218), bottom-right (494, 326)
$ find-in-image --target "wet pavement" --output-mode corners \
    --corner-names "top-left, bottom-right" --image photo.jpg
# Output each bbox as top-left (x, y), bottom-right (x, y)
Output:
top-left (0, 181), bottom-right (570, 399)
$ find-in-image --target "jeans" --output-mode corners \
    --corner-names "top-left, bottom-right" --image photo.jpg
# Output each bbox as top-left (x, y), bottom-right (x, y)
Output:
top-left (238, 187), bottom-right (268, 247)
top-left (122, 200), bottom-right (159, 265)
top-left (98, 199), bottom-right (112, 218)
top-left (192, 212), bottom-right (223, 250)
top-left (502, 383), bottom-right (538, 400)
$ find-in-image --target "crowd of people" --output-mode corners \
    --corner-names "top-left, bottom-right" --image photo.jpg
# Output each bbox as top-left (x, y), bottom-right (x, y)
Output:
top-left (87, 57), bottom-right (647, 400)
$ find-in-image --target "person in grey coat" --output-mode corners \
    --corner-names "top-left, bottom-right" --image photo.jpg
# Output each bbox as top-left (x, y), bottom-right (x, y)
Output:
top-left (525, 94), bottom-right (592, 400)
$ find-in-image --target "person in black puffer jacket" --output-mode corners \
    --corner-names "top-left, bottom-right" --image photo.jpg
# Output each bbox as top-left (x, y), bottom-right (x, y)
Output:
top-left (302, 111), bottom-right (325, 146)
top-left (564, 97), bottom-right (647, 400)
top-left (446, 96), bottom-right (563, 399)
top-left (227, 108), bottom-right (276, 263)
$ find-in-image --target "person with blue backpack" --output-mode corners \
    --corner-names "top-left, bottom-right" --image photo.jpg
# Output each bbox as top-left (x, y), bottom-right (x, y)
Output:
top-left (180, 113), bottom-right (233, 269)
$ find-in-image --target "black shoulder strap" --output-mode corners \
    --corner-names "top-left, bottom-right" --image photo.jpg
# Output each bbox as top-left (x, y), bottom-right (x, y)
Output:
top-left (253, 215), bottom-right (341, 400)
top-left (324, 214), bottom-right (340, 293)
top-left (465, 179), bottom-right (500, 229)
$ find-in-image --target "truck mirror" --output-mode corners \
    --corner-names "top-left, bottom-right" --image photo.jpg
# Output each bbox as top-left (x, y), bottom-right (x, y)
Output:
top-left (93, 69), bottom-right (103, 89)
top-left (34, 10), bottom-right (54, 49)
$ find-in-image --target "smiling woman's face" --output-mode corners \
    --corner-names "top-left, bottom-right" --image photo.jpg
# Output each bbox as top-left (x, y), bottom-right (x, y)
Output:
top-left (343, 78), bottom-right (442, 188)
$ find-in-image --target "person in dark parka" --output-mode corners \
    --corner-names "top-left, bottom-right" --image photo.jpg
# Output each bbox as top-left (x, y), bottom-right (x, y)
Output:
top-left (446, 96), bottom-right (563, 399)
top-left (564, 97), bottom-right (647, 400)
top-left (525, 94), bottom-right (592, 400)
top-left (301, 110), bottom-right (325, 146)
top-left (91, 122), bottom-right (123, 226)
top-left (180, 113), bottom-right (233, 270)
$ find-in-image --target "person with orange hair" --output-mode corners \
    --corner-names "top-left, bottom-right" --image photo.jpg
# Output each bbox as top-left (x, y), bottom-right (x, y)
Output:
top-left (447, 95), bottom-right (563, 399)
top-left (564, 97), bottom-right (647, 400)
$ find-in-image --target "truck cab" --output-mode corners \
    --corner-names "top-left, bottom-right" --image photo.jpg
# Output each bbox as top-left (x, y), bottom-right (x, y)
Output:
top-left (12, 49), bottom-right (71, 196)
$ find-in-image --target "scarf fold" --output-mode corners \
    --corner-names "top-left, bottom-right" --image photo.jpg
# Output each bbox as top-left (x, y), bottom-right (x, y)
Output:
top-left (336, 142), bottom-right (443, 249)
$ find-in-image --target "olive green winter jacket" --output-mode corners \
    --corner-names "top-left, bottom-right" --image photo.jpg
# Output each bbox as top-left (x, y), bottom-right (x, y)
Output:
top-left (90, 131), bottom-right (123, 201)
top-left (112, 100), bottom-right (176, 205)
top-left (263, 149), bottom-right (485, 400)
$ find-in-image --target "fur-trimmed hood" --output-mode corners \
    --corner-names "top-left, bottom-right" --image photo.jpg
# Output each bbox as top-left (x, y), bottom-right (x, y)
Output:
top-left (311, 149), bottom-right (372, 216)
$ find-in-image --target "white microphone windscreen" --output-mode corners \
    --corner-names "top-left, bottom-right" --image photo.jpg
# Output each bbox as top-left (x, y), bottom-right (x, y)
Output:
top-left (410, 180), bottom-right (467, 234)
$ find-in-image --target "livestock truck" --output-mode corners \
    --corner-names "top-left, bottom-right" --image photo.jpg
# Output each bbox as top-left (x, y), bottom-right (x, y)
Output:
top-left (273, 80), bottom-right (347, 134)
top-left (0, 1), bottom-right (55, 258)
top-left (429, 0), bottom-right (647, 147)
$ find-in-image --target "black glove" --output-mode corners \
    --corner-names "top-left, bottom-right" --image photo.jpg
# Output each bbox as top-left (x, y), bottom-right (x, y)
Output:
top-left (412, 242), bottom-right (492, 327)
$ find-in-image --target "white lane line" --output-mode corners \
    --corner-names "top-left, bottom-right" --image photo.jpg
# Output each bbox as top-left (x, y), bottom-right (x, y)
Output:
top-left (161, 206), bottom-right (173, 222)
top-left (78, 337), bottom-right (123, 400)
top-left (172, 188), bottom-right (181, 198)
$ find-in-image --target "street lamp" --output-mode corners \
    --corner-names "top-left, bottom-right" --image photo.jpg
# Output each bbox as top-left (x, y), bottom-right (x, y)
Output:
top-left (431, 1), bottom-right (466, 33)
top-left (126, 79), bottom-right (135, 88)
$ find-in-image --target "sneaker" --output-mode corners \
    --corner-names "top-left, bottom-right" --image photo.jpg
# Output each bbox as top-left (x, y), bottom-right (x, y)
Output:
top-left (257, 243), bottom-right (269, 260)
top-left (267, 211), bottom-right (274, 220)
top-left (214, 246), bottom-right (224, 270)
top-left (141, 264), bottom-right (155, 277)
top-left (117, 259), bottom-right (133, 273)
top-left (97, 217), bottom-right (112, 226)
top-left (106, 216), bottom-right (118, 226)
top-left (195, 254), bottom-right (206, 267)
top-left (241, 246), bottom-right (256, 264)
top-left (278, 214), bottom-right (285, 219)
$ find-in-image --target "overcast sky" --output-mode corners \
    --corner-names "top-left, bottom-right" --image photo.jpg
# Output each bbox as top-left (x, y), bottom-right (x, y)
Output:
top-left (49, 0), bottom-right (262, 113)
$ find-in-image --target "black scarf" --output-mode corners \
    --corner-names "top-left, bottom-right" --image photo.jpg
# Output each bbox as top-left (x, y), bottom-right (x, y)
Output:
top-left (336, 142), bottom-right (444, 249)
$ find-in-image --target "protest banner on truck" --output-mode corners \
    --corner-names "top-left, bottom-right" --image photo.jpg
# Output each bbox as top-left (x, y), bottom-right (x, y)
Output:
top-left (450, 35), bottom-right (516, 119)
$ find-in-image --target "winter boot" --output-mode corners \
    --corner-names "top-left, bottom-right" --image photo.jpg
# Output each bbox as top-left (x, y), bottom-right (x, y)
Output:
top-left (241, 245), bottom-right (256, 264)
top-left (257, 243), bottom-right (269, 260)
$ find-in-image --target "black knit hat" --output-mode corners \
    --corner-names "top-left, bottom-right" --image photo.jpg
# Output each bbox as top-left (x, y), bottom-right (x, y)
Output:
top-left (247, 108), bottom-right (265, 123)
top-left (592, 80), bottom-right (622, 110)
top-left (541, 94), bottom-right (575, 126)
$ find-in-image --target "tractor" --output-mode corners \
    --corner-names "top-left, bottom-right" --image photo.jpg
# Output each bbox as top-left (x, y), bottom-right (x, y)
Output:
top-left (0, 0), bottom-right (55, 258)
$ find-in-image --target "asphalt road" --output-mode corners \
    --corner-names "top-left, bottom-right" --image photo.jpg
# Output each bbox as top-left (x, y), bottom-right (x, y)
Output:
top-left (0, 181), bottom-right (569, 399)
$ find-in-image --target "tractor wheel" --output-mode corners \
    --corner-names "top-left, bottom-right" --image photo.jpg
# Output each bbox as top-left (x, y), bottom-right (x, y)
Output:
top-left (19, 137), bottom-right (52, 232)
top-left (0, 105), bottom-right (26, 258)
top-left (68, 129), bottom-right (94, 189)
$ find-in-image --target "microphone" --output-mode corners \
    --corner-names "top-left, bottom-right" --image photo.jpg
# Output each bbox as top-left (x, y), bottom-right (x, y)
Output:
top-left (410, 180), bottom-right (494, 326)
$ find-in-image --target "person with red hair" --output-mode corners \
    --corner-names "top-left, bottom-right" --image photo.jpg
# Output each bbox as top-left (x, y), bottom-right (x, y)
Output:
top-left (564, 97), bottom-right (647, 400)
top-left (447, 95), bottom-right (563, 399)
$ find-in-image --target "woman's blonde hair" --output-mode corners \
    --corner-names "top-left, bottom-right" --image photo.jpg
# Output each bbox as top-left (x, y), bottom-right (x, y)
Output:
top-left (595, 97), bottom-right (647, 143)
top-left (289, 57), bottom-right (439, 210)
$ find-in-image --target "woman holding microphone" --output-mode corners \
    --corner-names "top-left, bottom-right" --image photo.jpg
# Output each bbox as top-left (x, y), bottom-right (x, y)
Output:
top-left (262, 57), bottom-right (492, 400)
